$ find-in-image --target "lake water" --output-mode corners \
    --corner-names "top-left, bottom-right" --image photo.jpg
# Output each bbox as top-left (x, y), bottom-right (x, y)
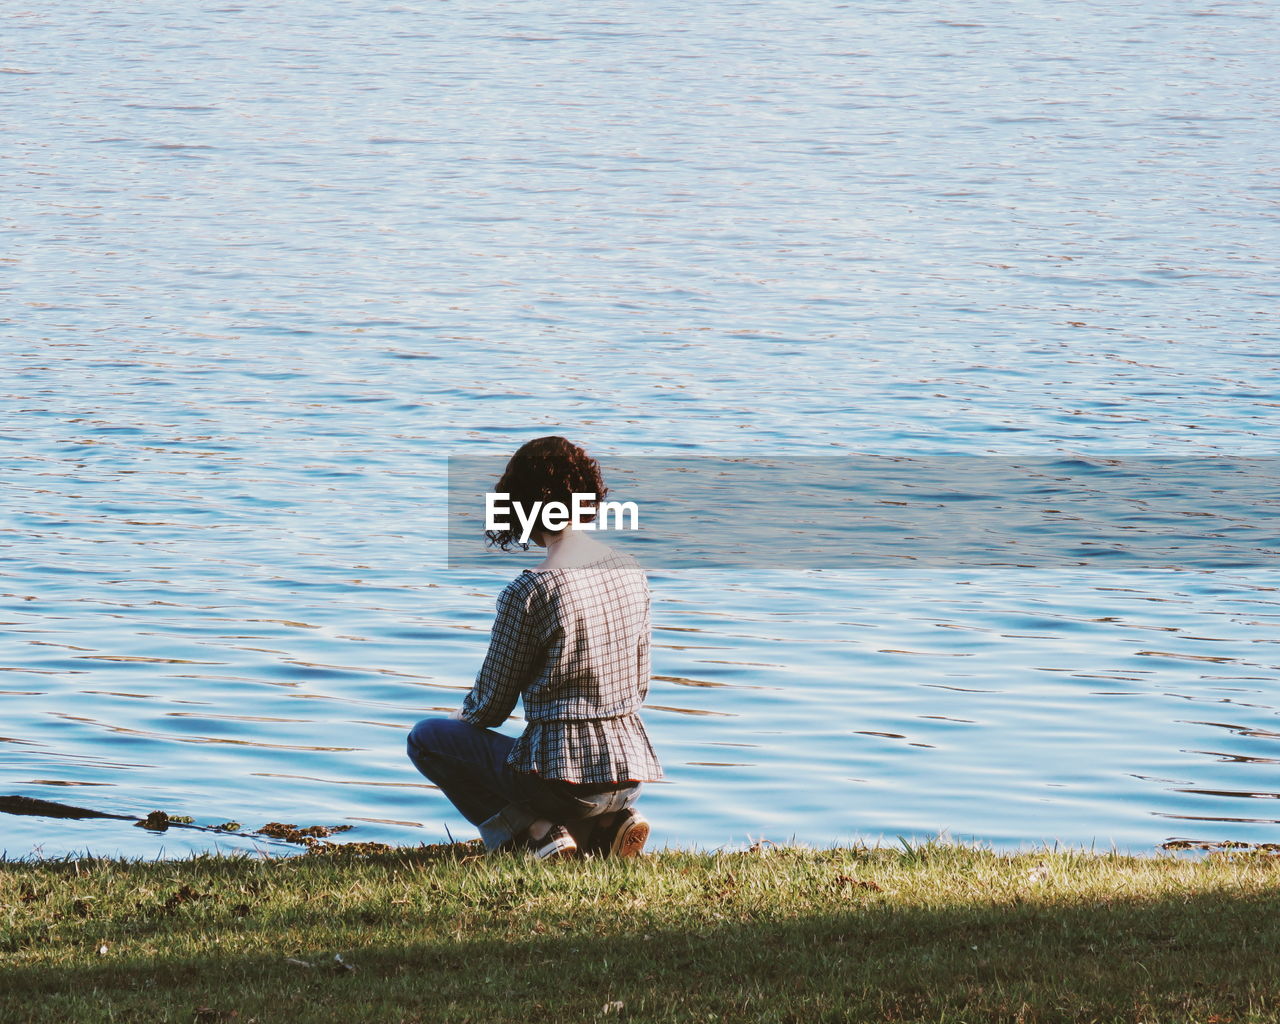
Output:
top-left (3, 0), bottom-right (1278, 858)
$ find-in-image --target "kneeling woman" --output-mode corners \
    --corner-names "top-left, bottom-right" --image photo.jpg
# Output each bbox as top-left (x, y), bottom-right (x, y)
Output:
top-left (408, 436), bottom-right (662, 859)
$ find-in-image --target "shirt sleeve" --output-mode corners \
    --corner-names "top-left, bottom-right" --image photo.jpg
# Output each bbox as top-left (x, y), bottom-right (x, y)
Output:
top-left (459, 577), bottom-right (546, 728)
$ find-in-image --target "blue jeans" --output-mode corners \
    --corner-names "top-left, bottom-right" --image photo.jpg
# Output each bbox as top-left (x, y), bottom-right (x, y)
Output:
top-left (406, 717), bottom-right (640, 851)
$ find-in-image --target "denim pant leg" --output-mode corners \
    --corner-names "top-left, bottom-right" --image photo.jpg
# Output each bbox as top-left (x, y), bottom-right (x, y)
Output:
top-left (407, 717), bottom-right (642, 851)
top-left (406, 717), bottom-right (529, 844)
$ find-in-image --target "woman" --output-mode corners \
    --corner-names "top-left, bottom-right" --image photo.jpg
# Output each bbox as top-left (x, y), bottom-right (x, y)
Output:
top-left (407, 436), bottom-right (662, 859)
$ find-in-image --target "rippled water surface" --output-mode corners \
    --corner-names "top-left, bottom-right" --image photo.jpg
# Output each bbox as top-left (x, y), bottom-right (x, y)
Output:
top-left (3, 1), bottom-right (1278, 857)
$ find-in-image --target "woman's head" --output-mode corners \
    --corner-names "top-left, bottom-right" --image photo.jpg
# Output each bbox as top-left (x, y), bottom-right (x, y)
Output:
top-left (485, 436), bottom-right (608, 550)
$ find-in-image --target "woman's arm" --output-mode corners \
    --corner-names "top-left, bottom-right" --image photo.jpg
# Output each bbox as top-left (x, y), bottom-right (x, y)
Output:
top-left (458, 578), bottom-right (546, 728)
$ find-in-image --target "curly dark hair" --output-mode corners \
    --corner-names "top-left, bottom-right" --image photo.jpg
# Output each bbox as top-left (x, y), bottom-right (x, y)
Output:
top-left (485, 436), bottom-right (609, 551)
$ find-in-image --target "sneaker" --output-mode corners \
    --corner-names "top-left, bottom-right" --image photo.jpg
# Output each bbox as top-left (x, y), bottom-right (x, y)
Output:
top-left (597, 808), bottom-right (649, 858)
top-left (532, 824), bottom-right (577, 861)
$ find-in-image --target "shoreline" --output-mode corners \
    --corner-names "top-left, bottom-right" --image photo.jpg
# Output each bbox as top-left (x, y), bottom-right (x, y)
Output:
top-left (4, 791), bottom-right (1269, 865)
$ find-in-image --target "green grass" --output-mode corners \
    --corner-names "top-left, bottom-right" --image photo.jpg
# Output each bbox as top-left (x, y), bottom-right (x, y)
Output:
top-left (2, 840), bottom-right (1279, 1023)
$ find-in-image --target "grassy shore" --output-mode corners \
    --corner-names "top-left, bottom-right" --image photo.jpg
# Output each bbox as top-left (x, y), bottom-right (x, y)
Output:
top-left (2, 839), bottom-right (1278, 1024)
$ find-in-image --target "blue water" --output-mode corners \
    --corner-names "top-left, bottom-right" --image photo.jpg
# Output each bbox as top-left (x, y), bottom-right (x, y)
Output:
top-left (3, 0), bottom-right (1278, 858)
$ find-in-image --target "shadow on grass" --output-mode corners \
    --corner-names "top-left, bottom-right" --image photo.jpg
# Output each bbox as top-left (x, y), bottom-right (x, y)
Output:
top-left (4, 882), bottom-right (1279, 1023)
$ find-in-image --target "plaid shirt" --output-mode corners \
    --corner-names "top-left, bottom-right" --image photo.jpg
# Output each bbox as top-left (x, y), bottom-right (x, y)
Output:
top-left (460, 549), bottom-right (663, 784)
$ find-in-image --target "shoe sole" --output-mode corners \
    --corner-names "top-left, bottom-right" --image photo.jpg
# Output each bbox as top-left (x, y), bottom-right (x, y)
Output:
top-left (611, 818), bottom-right (649, 858)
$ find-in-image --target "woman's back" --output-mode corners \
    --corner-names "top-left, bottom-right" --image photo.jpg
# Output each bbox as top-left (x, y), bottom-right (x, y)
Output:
top-left (520, 549), bottom-right (650, 719)
top-left (460, 548), bottom-right (663, 784)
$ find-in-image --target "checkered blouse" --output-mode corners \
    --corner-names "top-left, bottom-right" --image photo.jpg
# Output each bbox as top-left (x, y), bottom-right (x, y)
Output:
top-left (459, 549), bottom-right (663, 784)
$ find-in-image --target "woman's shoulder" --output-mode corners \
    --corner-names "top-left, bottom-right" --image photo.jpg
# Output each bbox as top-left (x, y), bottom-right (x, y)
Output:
top-left (514, 550), bottom-right (646, 600)
top-left (498, 570), bottom-right (543, 606)
top-left (521, 547), bottom-right (643, 580)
